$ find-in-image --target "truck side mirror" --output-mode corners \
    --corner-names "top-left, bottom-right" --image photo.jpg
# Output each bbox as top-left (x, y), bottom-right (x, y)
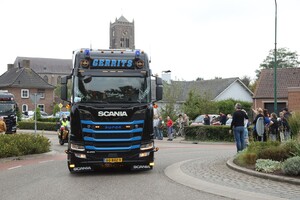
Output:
top-left (155, 77), bottom-right (163, 101)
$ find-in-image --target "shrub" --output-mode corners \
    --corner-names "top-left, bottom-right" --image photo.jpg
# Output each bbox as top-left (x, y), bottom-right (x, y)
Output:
top-left (282, 139), bottom-right (300, 157)
top-left (247, 141), bottom-right (281, 153)
top-left (255, 159), bottom-right (282, 173)
top-left (282, 156), bottom-right (300, 176)
top-left (0, 134), bottom-right (50, 158)
top-left (235, 152), bottom-right (257, 166)
top-left (257, 145), bottom-right (290, 162)
top-left (288, 112), bottom-right (300, 139)
top-left (235, 141), bottom-right (284, 166)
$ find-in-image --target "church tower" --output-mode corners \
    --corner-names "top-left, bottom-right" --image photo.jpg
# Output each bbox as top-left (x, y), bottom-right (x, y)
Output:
top-left (109, 15), bottom-right (135, 49)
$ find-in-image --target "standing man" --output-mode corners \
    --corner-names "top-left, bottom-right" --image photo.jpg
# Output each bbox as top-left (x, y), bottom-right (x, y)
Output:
top-left (166, 116), bottom-right (174, 141)
top-left (282, 108), bottom-right (292, 140)
top-left (157, 116), bottom-right (164, 140)
top-left (153, 115), bottom-right (159, 139)
top-left (0, 117), bottom-right (7, 134)
top-left (231, 103), bottom-right (249, 152)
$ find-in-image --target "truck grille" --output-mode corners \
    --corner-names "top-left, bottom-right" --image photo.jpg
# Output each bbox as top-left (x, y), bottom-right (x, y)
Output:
top-left (81, 120), bottom-right (144, 151)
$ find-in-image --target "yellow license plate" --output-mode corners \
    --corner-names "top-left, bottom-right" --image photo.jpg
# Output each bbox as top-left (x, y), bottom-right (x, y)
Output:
top-left (104, 158), bottom-right (123, 163)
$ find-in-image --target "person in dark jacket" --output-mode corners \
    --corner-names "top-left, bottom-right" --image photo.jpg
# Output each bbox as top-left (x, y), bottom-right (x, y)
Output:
top-left (282, 107), bottom-right (292, 140)
top-left (220, 112), bottom-right (227, 125)
top-left (231, 103), bottom-right (249, 152)
top-left (203, 114), bottom-right (210, 125)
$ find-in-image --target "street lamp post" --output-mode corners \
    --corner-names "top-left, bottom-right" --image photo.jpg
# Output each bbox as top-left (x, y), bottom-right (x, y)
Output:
top-left (274, 0), bottom-right (278, 114)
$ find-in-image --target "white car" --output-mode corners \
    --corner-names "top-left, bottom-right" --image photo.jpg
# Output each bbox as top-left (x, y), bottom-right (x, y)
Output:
top-left (225, 118), bottom-right (232, 126)
top-left (190, 114), bottom-right (220, 126)
top-left (22, 111), bottom-right (52, 119)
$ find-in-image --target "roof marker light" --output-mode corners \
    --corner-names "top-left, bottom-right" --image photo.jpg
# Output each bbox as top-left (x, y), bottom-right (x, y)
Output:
top-left (135, 50), bottom-right (141, 57)
top-left (84, 49), bottom-right (90, 58)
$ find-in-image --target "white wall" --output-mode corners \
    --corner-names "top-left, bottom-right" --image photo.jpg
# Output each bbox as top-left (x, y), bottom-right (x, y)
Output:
top-left (215, 81), bottom-right (252, 102)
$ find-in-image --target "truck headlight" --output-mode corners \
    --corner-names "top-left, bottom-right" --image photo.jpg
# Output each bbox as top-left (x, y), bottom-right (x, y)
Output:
top-left (71, 143), bottom-right (85, 151)
top-left (140, 142), bottom-right (154, 151)
top-left (74, 153), bottom-right (86, 159)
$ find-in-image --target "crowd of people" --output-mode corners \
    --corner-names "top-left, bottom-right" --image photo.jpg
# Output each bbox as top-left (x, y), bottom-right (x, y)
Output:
top-left (154, 104), bottom-right (293, 152)
top-left (252, 107), bottom-right (292, 143)
top-left (153, 113), bottom-right (189, 141)
top-left (230, 103), bottom-right (293, 152)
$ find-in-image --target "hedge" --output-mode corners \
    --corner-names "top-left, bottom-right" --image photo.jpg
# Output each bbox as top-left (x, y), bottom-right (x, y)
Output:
top-left (183, 126), bottom-right (234, 142)
top-left (18, 121), bottom-right (58, 131)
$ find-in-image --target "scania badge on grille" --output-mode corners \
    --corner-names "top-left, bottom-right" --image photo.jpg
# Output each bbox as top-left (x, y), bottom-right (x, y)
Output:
top-left (98, 111), bottom-right (128, 117)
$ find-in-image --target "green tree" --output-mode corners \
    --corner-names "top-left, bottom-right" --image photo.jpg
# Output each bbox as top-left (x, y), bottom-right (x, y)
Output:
top-left (182, 90), bottom-right (218, 120)
top-left (52, 104), bottom-right (60, 116)
top-left (240, 76), bottom-right (251, 88)
top-left (181, 90), bottom-right (201, 120)
top-left (215, 99), bottom-right (252, 116)
top-left (158, 81), bottom-right (183, 121)
top-left (256, 48), bottom-right (300, 78)
top-left (33, 107), bottom-right (42, 121)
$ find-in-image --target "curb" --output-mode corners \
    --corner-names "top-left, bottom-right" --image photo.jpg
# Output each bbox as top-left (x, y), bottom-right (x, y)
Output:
top-left (165, 159), bottom-right (286, 200)
top-left (17, 129), bottom-right (57, 135)
top-left (226, 157), bottom-right (300, 185)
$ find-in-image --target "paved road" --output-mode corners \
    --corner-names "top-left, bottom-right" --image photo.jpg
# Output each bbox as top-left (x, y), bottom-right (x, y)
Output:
top-left (1, 130), bottom-right (300, 200)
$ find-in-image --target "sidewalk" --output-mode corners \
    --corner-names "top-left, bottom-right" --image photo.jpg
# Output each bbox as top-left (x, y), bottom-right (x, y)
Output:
top-left (17, 129), bottom-right (57, 135)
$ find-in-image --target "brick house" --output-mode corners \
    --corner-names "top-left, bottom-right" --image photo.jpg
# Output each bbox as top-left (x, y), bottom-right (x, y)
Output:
top-left (13, 57), bottom-right (72, 87)
top-left (0, 60), bottom-right (55, 114)
top-left (253, 68), bottom-right (300, 113)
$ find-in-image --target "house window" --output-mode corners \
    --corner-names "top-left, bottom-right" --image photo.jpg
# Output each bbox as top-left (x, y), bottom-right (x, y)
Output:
top-left (21, 89), bottom-right (29, 98)
top-left (43, 75), bottom-right (48, 83)
top-left (37, 104), bottom-right (45, 112)
top-left (22, 104), bottom-right (28, 113)
top-left (37, 89), bottom-right (45, 99)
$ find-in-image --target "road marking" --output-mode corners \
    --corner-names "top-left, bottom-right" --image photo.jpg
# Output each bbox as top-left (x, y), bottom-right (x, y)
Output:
top-left (39, 160), bottom-right (54, 164)
top-left (8, 165), bottom-right (22, 170)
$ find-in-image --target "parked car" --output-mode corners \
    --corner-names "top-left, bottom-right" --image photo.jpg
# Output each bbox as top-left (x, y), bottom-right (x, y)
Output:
top-left (22, 111), bottom-right (52, 120)
top-left (55, 111), bottom-right (70, 119)
top-left (225, 118), bottom-right (232, 126)
top-left (190, 114), bottom-right (220, 126)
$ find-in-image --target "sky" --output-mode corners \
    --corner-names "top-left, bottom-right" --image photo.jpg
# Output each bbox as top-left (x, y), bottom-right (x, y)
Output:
top-left (1, 0), bottom-right (300, 81)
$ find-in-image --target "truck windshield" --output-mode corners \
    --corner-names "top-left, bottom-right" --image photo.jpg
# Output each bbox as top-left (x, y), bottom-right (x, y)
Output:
top-left (74, 76), bottom-right (151, 103)
top-left (0, 104), bottom-right (15, 113)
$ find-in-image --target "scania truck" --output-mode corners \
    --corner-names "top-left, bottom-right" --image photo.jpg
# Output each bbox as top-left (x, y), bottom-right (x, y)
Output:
top-left (0, 92), bottom-right (17, 134)
top-left (61, 48), bottom-right (163, 172)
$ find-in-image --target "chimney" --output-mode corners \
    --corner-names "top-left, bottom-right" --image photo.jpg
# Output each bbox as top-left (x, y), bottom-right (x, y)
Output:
top-left (7, 64), bottom-right (14, 71)
top-left (22, 60), bottom-right (30, 68)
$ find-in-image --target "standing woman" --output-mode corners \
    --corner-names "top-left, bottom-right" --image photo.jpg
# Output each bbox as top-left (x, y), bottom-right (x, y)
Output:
top-left (230, 103), bottom-right (249, 152)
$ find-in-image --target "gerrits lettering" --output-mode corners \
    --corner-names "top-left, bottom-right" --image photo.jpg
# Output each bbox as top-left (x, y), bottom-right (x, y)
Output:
top-left (92, 59), bottom-right (133, 68)
top-left (98, 111), bottom-right (128, 117)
